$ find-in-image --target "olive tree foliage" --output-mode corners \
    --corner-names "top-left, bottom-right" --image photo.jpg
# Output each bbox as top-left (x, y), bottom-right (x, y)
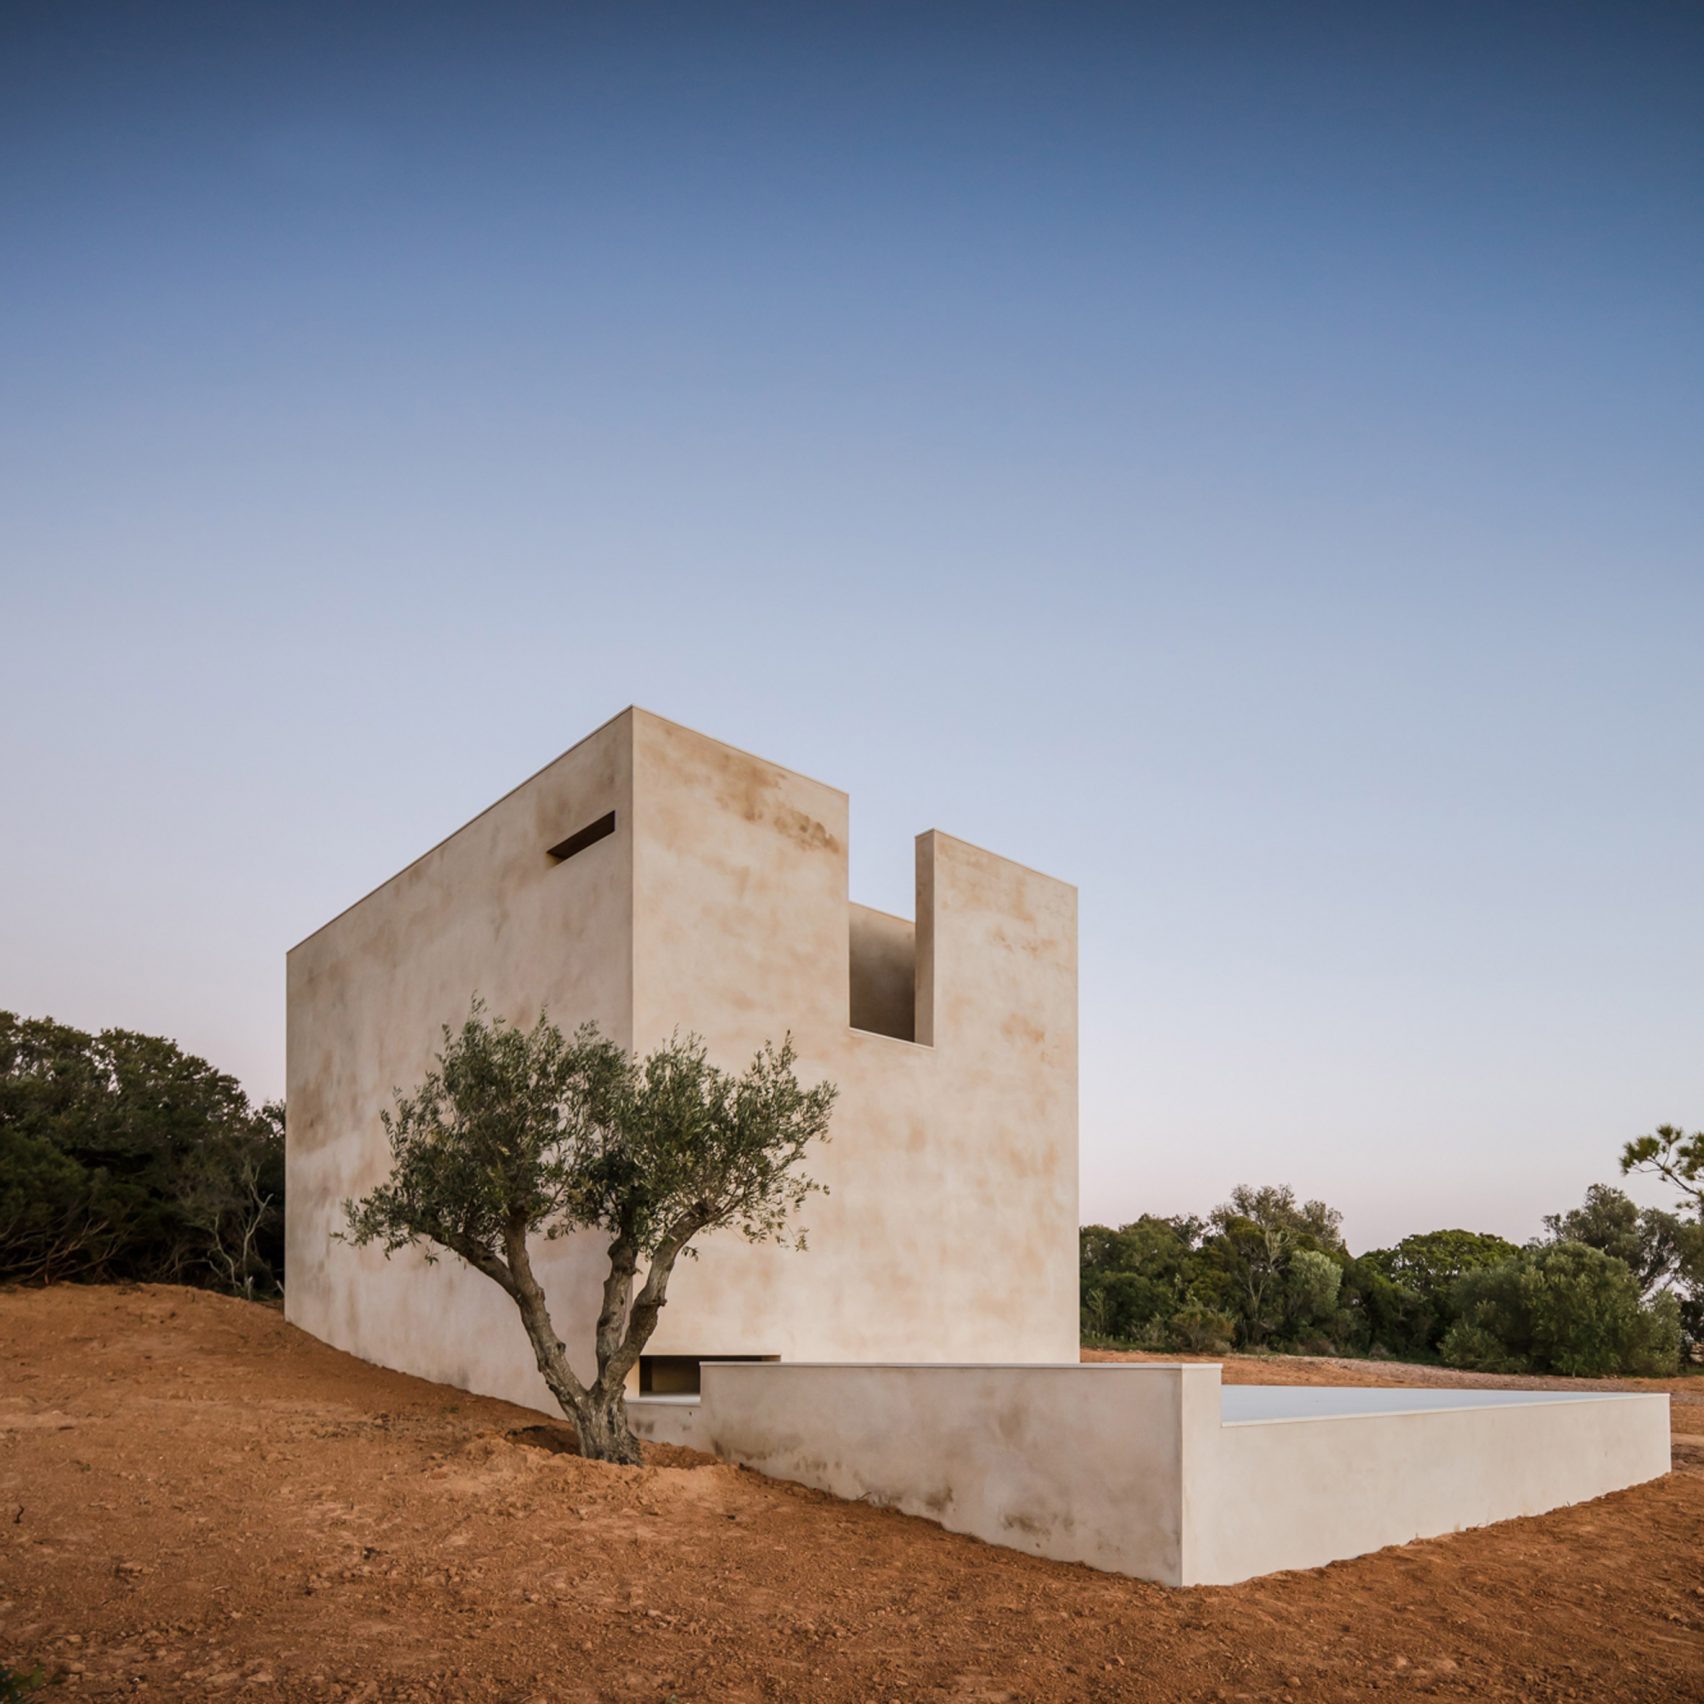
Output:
top-left (343, 1004), bottom-right (836, 1464)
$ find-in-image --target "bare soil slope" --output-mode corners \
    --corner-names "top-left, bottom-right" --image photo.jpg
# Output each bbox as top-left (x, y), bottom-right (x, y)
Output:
top-left (2, 1286), bottom-right (1700, 1702)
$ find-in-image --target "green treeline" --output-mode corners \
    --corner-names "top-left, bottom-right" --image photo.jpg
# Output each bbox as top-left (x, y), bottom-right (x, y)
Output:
top-left (0, 1011), bottom-right (283, 1296)
top-left (5, 1002), bottom-right (1701, 1385)
top-left (1082, 1182), bottom-right (1702, 1377)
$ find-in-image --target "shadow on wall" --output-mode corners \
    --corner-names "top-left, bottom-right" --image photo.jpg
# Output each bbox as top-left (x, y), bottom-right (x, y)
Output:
top-left (849, 904), bottom-right (916, 1042)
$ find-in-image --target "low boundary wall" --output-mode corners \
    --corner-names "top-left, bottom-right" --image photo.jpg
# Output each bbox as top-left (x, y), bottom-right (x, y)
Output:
top-left (665, 1362), bottom-right (1669, 1586)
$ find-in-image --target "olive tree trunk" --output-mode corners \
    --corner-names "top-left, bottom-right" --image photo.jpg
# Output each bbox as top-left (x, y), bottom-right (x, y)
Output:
top-left (569, 1394), bottom-right (643, 1466)
top-left (489, 1216), bottom-right (700, 1465)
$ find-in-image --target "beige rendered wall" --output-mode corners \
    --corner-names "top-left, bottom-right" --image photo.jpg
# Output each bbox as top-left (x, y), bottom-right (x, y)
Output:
top-left (285, 707), bottom-right (1079, 1406)
top-left (626, 711), bottom-right (1079, 1367)
top-left (285, 711), bottom-right (636, 1410)
top-left (698, 1362), bottom-right (1192, 1582)
top-left (692, 1362), bottom-right (1673, 1587)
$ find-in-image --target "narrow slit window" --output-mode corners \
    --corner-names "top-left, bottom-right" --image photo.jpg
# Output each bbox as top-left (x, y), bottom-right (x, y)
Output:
top-left (638, 1353), bottom-right (779, 1397)
top-left (547, 811), bottom-right (616, 863)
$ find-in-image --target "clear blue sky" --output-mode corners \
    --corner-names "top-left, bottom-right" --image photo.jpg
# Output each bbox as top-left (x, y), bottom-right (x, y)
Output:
top-left (3, 2), bottom-right (1700, 1250)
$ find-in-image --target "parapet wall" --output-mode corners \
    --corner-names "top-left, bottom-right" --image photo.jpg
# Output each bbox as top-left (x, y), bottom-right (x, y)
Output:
top-left (659, 1363), bottom-right (1672, 1586)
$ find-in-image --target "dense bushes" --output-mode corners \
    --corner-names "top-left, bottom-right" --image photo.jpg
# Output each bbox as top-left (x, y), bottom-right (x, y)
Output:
top-left (1344, 1228), bottom-right (1520, 1358)
top-left (0, 1012), bottom-right (283, 1295)
top-left (1079, 1186), bottom-right (1347, 1356)
top-left (1441, 1244), bottom-right (1683, 1377)
top-left (1083, 1180), bottom-right (1699, 1377)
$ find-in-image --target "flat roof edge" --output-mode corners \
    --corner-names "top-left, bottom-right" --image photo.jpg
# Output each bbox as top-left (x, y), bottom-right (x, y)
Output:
top-left (287, 705), bottom-right (640, 955)
top-left (920, 828), bottom-right (1077, 893)
top-left (631, 706), bottom-right (849, 800)
top-left (286, 708), bottom-right (1075, 955)
top-left (700, 1361), bottom-right (1215, 1371)
top-left (1219, 1392), bottom-right (1664, 1427)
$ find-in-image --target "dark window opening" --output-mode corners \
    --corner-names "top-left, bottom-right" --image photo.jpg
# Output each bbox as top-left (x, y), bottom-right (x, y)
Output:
top-left (547, 810), bottom-right (616, 863)
top-left (638, 1353), bottom-right (778, 1397)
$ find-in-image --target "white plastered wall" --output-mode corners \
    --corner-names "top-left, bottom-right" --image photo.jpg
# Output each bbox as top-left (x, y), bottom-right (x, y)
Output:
top-left (688, 1362), bottom-right (1672, 1586)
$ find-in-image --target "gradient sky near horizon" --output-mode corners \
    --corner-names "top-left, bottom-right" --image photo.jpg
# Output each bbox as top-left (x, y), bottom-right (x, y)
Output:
top-left (3, 2), bottom-right (1700, 1251)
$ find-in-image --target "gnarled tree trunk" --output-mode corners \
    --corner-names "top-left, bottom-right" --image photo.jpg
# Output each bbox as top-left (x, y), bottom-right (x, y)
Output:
top-left (568, 1391), bottom-right (643, 1466)
top-left (490, 1216), bottom-right (700, 1464)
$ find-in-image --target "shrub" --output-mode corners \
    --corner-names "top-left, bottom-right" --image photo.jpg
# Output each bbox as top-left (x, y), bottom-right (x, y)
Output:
top-left (1446, 1243), bottom-right (1683, 1378)
top-left (1438, 1320), bottom-right (1528, 1374)
top-left (1167, 1302), bottom-right (1236, 1355)
top-left (1292, 1331), bottom-right (1341, 1357)
top-left (1080, 1216), bottom-right (1209, 1345)
top-left (0, 1127), bottom-right (125, 1284)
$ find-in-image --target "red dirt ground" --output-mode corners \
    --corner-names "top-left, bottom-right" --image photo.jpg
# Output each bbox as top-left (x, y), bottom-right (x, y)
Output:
top-left (3, 1285), bottom-right (1701, 1702)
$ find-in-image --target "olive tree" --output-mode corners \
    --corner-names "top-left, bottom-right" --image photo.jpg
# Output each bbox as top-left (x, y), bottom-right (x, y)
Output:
top-left (344, 1004), bottom-right (836, 1463)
